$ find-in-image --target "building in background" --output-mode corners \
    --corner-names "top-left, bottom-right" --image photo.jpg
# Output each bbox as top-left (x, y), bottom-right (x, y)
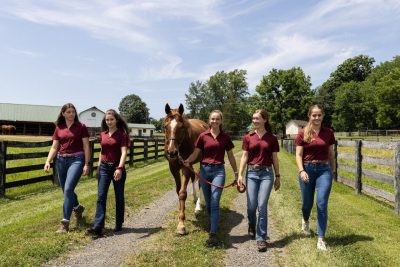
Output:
top-left (78, 106), bottom-right (104, 137)
top-left (127, 123), bottom-right (155, 137)
top-left (0, 103), bottom-right (61, 135)
top-left (285, 120), bottom-right (308, 138)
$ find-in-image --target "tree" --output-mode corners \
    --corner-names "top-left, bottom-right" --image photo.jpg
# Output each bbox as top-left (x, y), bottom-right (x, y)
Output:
top-left (375, 68), bottom-right (400, 128)
top-left (332, 81), bottom-right (376, 131)
top-left (149, 117), bottom-right (164, 132)
top-left (255, 67), bottom-right (314, 137)
top-left (315, 55), bottom-right (375, 126)
top-left (185, 69), bottom-right (250, 135)
top-left (118, 94), bottom-right (149, 123)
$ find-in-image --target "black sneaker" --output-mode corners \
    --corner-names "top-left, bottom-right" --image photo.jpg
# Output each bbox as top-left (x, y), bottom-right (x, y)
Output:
top-left (87, 226), bottom-right (103, 236)
top-left (114, 224), bottom-right (123, 232)
top-left (73, 205), bottom-right (85, 220)
top-left (248, 226), bottom-right (255, 239)
top-left (205, 233), bottom-right (218, 247)
top-left (257, 240), bottom-right (267, 252)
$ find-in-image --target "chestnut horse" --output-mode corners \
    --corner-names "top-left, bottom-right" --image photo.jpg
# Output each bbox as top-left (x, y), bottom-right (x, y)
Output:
top-left (164, 103), bottom-right (208, 235)
top-left (1, 125), bottom-right (16, 135)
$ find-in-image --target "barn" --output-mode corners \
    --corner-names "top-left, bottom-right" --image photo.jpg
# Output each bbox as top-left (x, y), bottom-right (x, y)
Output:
top-left (128, 123), bottom-right (156, 137)
top-left (285, 120), bottom-right (308, 138)
top-left (0, 103), bottom-right (61, 135)
top-left (78, 106), bottom-right (105, 137)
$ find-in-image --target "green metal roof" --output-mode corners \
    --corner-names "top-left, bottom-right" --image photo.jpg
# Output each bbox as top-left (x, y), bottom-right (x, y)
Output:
top-left (127, 123), bottom-right (156, 129)
top-left (0, 103), bottom-right (61, 123)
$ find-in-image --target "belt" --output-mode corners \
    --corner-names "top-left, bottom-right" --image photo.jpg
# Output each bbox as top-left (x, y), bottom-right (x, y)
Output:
top-left (201, 163), bottom-right (224, 166)
top-left (304, 160), bottom-right (328, 165)
top-left (248, 164), bottom-right (272, 171)
top-left (57, 152), bottom-right (84, 157)
top-left (101, 160), bottom-right (118, 166)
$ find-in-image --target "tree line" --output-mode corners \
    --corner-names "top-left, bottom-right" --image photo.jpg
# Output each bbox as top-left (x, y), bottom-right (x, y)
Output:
top-left (117, 54), bottom-right (400, 136)
top-left (185, 55), bottom-right (400, 135)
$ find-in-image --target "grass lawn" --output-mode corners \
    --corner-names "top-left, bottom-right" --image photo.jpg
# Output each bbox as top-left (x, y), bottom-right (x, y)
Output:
top-left (0, 159), bottom-right (174, 267)
top-left (125, 149), bottom-right (400, 267)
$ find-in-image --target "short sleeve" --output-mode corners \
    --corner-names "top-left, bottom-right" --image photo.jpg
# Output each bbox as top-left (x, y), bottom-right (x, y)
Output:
top-left (225, 136), bottom-right (234, 151)
top-left (295, 131), bottom-right (304, 146)
top-left (272, 135), bottom-right (280, 152)
top-left (242, 135), bottom-right (249, 151)
top-left (195, 134), bottom-right (204, 150)
top-left (81, 124), bottom-right (89, 138)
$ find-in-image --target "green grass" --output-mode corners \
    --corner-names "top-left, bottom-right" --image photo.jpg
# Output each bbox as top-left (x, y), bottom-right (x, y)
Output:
top-left (0, 160), bottom-right (175, 267)
top-left (270, 150), bottom-right (400, 266)
top-left (123, 159), bottom-right (241, 266)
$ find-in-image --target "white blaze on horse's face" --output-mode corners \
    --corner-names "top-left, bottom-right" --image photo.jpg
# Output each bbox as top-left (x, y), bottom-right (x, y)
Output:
top-left (167, 118), bottom-right (179, 156)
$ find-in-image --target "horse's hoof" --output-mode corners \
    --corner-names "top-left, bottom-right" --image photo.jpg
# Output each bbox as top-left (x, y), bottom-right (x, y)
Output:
top-left (176, 226), bottom-right (187, 235)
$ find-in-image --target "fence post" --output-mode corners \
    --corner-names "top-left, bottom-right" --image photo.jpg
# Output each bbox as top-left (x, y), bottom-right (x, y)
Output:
top-left (89, 140), bottom-right (95, 178)
top-left (154, 139), bottom-right (159, 160)
top-left (0, 141), bottom-right (8, 196)
top-left (333, 140), bottom-right (338, 181)
top-left (394, 143), bottom-right (400, 215)
top-left (355, 140), bottom-right (362, 194)
top-left (129, 139), bottom-right (134, 167)
top-left (143, 139), bottom-right (148, 163)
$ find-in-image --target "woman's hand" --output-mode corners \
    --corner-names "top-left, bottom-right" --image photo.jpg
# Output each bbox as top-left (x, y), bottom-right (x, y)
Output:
top-left (300, 170), bottom-right (309, 183)
top-left (44, 162), bottom-right (51, 172)
top-left (114, 169), bottom-right (122, 181)
top-left (274, 177), bottom-right (281, 191)
top-left (82, 164), bottom-right (89, 176)
top-left (237, 175), bottom-right (244, 187)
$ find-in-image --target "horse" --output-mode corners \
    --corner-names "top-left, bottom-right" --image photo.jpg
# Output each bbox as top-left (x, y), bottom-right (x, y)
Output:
top-left (1, 125), bottom-right (16, 135)
top-left (164, 103), bottom-right (208, 235)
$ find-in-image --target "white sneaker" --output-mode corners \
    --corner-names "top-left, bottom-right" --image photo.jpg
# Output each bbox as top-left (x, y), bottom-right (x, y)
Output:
top-left (301, 219), bottom-right (310, 232)
top-left (317, 239), bottom-right (327, 251)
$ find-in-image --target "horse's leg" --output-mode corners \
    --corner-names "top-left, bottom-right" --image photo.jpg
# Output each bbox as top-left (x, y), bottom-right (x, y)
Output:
top-left (176, 168), bottom-right (192, 235)
top-left (195, 179), bottom-right (202, 214)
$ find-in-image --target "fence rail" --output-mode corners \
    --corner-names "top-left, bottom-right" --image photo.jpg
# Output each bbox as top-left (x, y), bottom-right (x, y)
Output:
top-left (282, 139), bottom-right (400, 215)
top-left (0, 137), bottom-right (165, 196)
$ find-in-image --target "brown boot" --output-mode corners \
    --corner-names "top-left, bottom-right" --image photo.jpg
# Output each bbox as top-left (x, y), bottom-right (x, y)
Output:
top-left (56, 220), bottom-right (69, 233)
top-left (73, 205), bottom-right (85, 220)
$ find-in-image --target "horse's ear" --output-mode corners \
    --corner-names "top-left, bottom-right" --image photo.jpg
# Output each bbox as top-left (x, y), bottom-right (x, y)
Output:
top-left (165, 103), bottom-right (171, 114)
top-left (178, 104), bottom-right (184, 115)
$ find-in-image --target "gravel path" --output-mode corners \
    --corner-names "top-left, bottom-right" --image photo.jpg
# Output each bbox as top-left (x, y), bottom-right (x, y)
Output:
top-left (224, 192), bottom-right (286, 267)
top-left (45, 189), bottom-right (178, 267)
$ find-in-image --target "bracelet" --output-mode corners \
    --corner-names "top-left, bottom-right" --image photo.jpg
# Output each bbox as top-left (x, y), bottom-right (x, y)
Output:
top-left (116, 166), bottom-right (124, 170)
top-left (234, 171), bottom-right (238, 174)
top-left (275, 174), bottom-right (280, 177)
top-left (298, 170), bottom-right (305, 175)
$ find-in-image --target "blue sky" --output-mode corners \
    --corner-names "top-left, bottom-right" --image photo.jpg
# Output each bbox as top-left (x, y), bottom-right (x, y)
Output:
top-left (1, 0), bottom-right (399, 119)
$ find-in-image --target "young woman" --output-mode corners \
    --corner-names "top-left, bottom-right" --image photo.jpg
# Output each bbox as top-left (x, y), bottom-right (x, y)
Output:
top-left (237, 109), bottom-right (280, 252)
top-left (183, 110), bottom-right (238, 247)
top-left (44, 103), bottom-right (90, 233)
top-left (88, 109), bottom-right (130, 235)
top-left (295, 104), bottom-right (335, 251)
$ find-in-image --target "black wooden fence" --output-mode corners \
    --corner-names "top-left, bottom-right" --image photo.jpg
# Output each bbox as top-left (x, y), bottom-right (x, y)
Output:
top-left (282, 139), bottom-right (400, 215)
top-left (0, 137), bottom-right (165, 196)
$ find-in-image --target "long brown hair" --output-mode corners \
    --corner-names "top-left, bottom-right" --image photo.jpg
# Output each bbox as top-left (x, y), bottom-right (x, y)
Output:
top-left (55, 103), bottom-right (80, 126)
top-left (101, 109), bottom-right (129, 133)
top-left (303, 104), bottom-right (324, 143)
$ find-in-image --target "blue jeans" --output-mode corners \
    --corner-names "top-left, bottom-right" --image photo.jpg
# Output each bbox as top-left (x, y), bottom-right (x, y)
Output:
top-left (56, 155), bottom-right (84, 220)
top-left (200, 164), bottom-right (225, 234)
top-left (94, 163), bottom-right (126, 228)
top-left (246, 167), bottom-right (274, 241)
top-left (299, 162), bottom-right (332, 237)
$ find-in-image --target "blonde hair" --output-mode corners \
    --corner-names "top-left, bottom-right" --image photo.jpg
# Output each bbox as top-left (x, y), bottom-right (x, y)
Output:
top-left (303, 104), bottom-right (324, 143)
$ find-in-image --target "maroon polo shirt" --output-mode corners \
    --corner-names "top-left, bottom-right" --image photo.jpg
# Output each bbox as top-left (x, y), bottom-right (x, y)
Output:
top-left (100, 129), bottom-right (130, 163)
top-left (53, 122), bottom-right (89, 154)
top-left (242, 132), bottom-right (279, 166)
top-left (295, 127), bottom-right (335, 161)
top-left (195, 129), bottom-right (234, 164)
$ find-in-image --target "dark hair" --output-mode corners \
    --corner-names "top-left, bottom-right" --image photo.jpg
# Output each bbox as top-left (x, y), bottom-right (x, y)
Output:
top-left (304, 104), bottom-right (325, 143)
top-left (101, 109), bottom-right (129, 133)
top-left (55, 103), bottom-right (80, 126)
top-left (253, 109), bottom-right (273, 134)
